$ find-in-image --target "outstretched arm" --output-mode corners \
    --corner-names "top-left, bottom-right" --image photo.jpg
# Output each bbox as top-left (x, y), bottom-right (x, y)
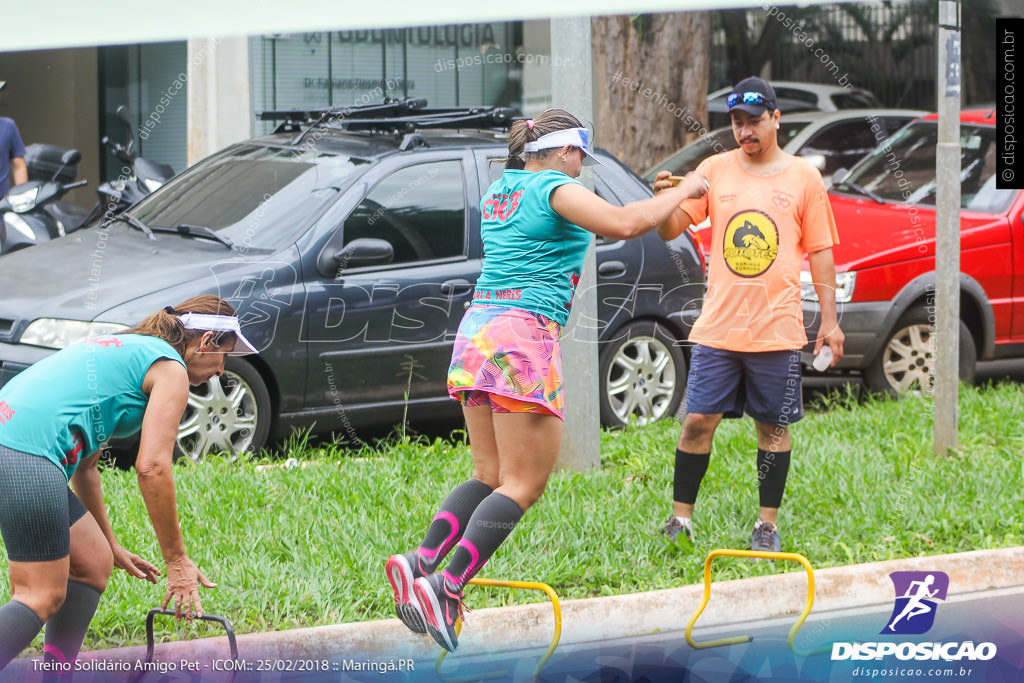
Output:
top-left (549, 172), bottom-right (706, 241)
top-left (651, 170), bottom-right (699, 241)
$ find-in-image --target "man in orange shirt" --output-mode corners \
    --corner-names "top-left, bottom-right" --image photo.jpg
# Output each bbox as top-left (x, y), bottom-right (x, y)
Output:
top-left (653, 77), bottom-right (845, 552)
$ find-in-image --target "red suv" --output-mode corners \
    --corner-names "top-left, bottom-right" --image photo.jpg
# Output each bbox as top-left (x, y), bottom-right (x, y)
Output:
top-left (806, 107), bottom-right (1020, 392)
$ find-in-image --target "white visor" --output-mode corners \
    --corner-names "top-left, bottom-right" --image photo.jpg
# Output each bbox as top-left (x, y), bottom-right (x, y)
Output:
top-left (178, 312), bottom-right (258, 356)
top-left (523, 127), bottom-right (604, 166)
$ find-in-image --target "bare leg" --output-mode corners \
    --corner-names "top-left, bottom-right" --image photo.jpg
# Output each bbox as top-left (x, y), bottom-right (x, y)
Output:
top-left (490, 412), bottom-right (563, 511)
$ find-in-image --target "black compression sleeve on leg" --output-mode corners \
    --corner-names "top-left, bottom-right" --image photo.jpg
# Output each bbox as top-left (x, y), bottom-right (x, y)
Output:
top-left (441, 492), bottom-right (524, 590)
top-left (0, 600), bottom-right (44, 670)
top-left (673, 449), bottom-right (711, 505)
top-left (757, 448), bottom-right (791, 509)
top-left (43, 580), bottom-right (103, 665)
top-left (418, 479), bottom-right (494, 573)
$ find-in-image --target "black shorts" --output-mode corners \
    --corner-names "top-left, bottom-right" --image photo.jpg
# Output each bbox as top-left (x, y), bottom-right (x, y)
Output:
top-left (683, 344), bottom-right (804, 426)
top-left (0, 444), bottom-right (88, 562)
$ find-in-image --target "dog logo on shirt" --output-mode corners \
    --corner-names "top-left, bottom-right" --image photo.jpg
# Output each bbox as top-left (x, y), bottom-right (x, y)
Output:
top-left (722, 210), bottom-right (779, 277)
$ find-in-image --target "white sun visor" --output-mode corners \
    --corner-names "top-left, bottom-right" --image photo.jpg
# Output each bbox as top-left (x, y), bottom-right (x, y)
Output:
top-left (523, 127), bottom-right (604, 166)
top-left (178, 312), bottom-right (258, 356)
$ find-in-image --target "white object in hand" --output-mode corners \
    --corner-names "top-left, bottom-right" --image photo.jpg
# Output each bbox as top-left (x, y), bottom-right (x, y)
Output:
top-left (812, 345), bottom-right (833, 371)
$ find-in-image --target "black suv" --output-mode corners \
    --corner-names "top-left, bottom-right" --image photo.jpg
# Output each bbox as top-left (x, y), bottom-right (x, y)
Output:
top-left (0, 100), bottom-right (705, 461)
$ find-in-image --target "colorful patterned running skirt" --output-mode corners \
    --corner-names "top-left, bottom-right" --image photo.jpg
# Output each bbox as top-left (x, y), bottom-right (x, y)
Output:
top-left (447, 305), bottom-right (565, 419)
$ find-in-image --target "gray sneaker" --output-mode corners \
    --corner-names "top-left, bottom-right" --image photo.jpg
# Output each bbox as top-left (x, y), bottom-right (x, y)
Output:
top-left (660, 516), bottom-right (693, 543)
top-left (385, 552), bottom-right (427, 634)
top-left (751, 520), bottom-right (781, 552)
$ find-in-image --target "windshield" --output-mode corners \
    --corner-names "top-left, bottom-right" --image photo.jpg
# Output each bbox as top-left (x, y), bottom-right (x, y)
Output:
top-left (128, 144), bottom-right (369, 250)
top-left (646, 121), bottom-right (809, 179)
top-left (840, 121), bottom-right (1016, 213)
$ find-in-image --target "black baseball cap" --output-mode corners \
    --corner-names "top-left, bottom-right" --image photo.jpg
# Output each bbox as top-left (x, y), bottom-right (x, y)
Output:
top-left (726, 77), bottom-right (778, 116)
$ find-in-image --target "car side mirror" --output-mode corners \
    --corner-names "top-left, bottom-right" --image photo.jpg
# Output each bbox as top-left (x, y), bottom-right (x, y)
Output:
top-left (317, 237), bottom-right (394, 277)
top-left (800, 153), bottom-right (826, 172)
top-left (832, 168), bottom-right (849, 185)
top-left (61, 149), bottom-right (82, 166)
top-left (116, 105), bottom-right (133, 126)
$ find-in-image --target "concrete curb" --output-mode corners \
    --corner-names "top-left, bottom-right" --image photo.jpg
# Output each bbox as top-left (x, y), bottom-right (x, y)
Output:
top-left (71, 546), bottom-right (1024, 665)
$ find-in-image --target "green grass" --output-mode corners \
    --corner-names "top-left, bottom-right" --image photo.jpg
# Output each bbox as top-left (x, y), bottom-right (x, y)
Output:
top-left (5, 382), bottom-right (1022, 652)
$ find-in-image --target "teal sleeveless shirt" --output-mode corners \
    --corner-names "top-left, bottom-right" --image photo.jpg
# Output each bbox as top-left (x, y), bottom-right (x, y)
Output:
top-left (475, 169), bottom-right (592, 326)
top-left (0, 334), bottom-right (184, 479)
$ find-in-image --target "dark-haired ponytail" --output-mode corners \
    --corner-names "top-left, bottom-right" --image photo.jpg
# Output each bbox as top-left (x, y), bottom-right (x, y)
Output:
top-left (118, 294), bottom-right (238, 357)
top-left (501, 108), bottom-right (584, 170)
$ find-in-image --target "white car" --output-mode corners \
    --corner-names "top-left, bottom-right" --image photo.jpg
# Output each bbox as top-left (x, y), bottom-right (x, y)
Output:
top-left (707, 81), bottom-right (882, 128)
top-left (643, 109), bottom-right (926, 186)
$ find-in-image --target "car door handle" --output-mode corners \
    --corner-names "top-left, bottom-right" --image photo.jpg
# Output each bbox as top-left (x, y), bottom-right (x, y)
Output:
top-left (440, 279), bottom-right (474, 296)
top-left (598, 260), bottom-right (627, 278)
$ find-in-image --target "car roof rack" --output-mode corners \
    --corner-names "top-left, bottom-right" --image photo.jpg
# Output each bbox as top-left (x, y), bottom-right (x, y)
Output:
top-left (259, 97), bottom-right (430, 132)
top-left (259, 98), bottom-right (516, 140)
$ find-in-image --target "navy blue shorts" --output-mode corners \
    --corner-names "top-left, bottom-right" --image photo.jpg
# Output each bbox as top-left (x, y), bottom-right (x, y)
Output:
top-left (683, 344), bottom-right (803, 426)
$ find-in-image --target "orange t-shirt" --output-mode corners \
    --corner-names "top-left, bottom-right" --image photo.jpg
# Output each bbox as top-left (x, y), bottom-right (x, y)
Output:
top-left (680, 150), bottom-right (839, 352)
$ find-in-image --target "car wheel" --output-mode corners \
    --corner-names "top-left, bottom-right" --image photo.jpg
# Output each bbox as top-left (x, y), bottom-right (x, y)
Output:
top-left (175, 359), bottom-right (271, 463)
top-left (598, 321), bottom-right (686, 428)
top-left (864, 307), bottom-right (976, 395)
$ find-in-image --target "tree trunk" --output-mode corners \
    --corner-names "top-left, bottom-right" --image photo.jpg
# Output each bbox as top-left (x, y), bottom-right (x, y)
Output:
top-left (720, 9), bottom-right (787, 85)
top-left (592, 12), bottom-right (711, 175)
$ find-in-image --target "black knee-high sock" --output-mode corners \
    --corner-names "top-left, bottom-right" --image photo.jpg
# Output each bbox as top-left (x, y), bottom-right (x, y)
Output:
top-left (0, 600), bottom-right (44, 670)
top-left (757, 448), bottom-right (791, 509)
top-left (417, 479), bottom-right (494, 573)
top-left (673, 449), bottom-right (711, 505)
top-left (43, 580), bottom-right (103, 665)
top-left (441, 492), bottom-right (524, 590)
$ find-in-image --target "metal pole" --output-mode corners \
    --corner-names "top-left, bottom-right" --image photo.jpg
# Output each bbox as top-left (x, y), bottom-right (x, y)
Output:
top-left (551, 16), bottom-right (600, 471)
top-left (934, 0), bottom-right (961, 454)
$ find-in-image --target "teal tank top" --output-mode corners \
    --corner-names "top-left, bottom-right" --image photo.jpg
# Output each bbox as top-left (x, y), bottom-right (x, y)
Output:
top-left (0, 334), bottom-right (184, 479)
top-left (475, 169), bottom-right (592, 326)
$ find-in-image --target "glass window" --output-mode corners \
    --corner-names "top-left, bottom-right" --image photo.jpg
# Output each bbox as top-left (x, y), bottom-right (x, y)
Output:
top-left (648, 129), bottom-right (739, 178)
top-left (830, 91), bottom-right (882, 109)
top-left (841, 122), bottom-right (1016, 213)
top-left (800, 120), bottom-right (878, 176)
top-left (778, 121), bottom-right (811, 147)
top-left (774, 87), bottom-right (819, 106)
top-left (343, 160), bottom-right (466, 263)
top-left (98, 42), bottom-right (188, 180)
top-left (132, 144), bottom-right (368, 250)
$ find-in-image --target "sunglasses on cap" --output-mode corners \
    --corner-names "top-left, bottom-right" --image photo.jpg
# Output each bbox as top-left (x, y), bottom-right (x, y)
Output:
top-left (726, 91), bottom-right (775, 110)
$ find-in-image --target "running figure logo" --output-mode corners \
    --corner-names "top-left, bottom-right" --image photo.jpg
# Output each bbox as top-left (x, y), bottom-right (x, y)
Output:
top-left (881, 571), bottom-right (949, 635)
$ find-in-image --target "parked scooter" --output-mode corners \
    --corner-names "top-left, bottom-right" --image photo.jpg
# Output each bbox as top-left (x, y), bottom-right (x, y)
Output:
top-left (0, 148), bottom-right (88, 254)
top-left (82, 105), bottom-right (175, 226)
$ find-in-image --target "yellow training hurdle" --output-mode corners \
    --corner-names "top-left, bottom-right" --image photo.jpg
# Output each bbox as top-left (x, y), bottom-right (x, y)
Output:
top-left (685, 549), bottom-right (826, 655)
top-left (435, 578), bottom-right (562, 682)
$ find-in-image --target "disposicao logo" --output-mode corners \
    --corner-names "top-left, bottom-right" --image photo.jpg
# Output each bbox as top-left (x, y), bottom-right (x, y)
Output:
top-left (882, 571), bottom-right (948, 635)
top-left (830, 570), bottom-right (997, 663)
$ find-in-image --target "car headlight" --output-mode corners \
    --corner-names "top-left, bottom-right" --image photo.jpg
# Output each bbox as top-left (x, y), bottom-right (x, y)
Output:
top-left (143, 177), bottom-right (164, 193)
top-left (2, 212), bottom-right (35, 240)
top-left (801, 270), bottom-right (856, 304)
top-left (20, 319), bottom-right (130, 350)
top-left (8, 186), bottom-right (39, 213)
